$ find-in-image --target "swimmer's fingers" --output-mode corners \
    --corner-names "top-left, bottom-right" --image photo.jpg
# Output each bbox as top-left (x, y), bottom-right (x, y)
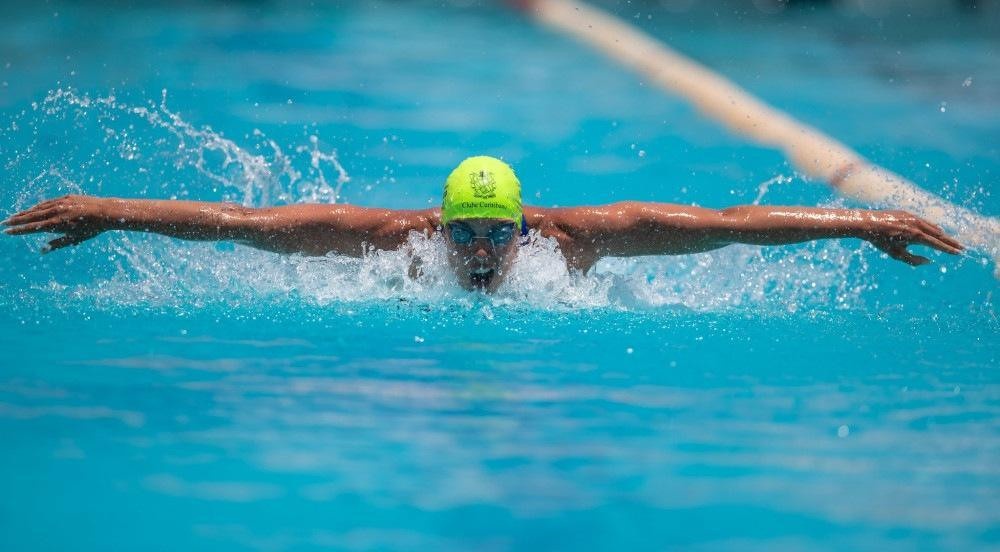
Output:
top-left (43, 231), bottom-right (100, 254)
top-left (3, 219), bottom-right (66, 235)
top-left (897, 217), bottom-right (963, 255)
top-left (5, 196), bottom-right (110, 237)
top-left (874, 240), bottom-right (930, 266)
top-left (3, 197), bottom-right (70, 223)
top-left (3, 207), bottom-right (59, 227)
top-left (869, 232), bottom-right (930, 266)
top-left (912, 231), bottom-right (963, 256)
top-left (866, 212), bottom-right (965, 265)
top-left (3, 195), bottom-right (105, 227)
top-left (888, 219), bottom-right (963, 256)
top-left (892, 247), bottom-right (931, 266)
top-left (912, 217), bottom-right (964, 252)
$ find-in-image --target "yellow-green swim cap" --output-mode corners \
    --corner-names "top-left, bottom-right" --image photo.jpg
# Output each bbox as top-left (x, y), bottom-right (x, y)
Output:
top-left (441, 156), bottom-right (522, 225)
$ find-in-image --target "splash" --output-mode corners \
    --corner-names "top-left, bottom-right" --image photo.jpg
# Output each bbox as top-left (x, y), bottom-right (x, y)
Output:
top-left (4, 90), bottom-right (874, 313)
top-left (5, 88), bottom-right (349, 209)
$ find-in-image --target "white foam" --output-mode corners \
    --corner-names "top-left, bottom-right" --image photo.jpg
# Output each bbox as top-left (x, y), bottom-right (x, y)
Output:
top-left (75, 227), bottom-right (871, 313)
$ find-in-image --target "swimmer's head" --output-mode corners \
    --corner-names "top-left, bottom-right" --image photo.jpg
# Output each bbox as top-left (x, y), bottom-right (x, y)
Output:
top-left (441, 156), bottom-right (522, 226)
top-left (441, 156), bottom-right (523, 292)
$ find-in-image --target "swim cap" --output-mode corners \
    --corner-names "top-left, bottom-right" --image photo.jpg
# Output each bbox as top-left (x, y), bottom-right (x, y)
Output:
top-left (441, 156), bottom-right (522, 225)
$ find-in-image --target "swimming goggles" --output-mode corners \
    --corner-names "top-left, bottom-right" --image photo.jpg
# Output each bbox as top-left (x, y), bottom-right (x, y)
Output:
top-left (446, 222), bottom-right (517, 247)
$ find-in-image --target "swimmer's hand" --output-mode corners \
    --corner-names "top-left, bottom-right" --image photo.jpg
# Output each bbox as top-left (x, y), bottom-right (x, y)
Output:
top-left (858, 210), bottom-right (965, 266)
top-left (3, 195), bottom-right (110, 253)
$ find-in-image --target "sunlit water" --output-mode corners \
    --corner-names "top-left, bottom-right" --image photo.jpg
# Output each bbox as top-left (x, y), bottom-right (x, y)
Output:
top-left (1, 1), bottom-right (998, 550)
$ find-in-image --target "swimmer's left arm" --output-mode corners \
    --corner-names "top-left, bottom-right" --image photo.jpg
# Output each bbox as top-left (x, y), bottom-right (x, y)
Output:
top-left (555, 202), bottom-right (964, 267)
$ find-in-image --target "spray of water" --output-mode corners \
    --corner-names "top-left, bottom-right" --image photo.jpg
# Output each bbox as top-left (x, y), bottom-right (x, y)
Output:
top-left (4, 90), bottom-right (876, 313)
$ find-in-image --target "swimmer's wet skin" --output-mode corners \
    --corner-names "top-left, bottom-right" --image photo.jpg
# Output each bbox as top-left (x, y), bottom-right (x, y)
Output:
top-left (4, 156), bottom-right (965, 293)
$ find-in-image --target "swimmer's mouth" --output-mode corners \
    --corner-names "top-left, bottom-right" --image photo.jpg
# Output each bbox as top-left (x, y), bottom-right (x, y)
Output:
top-left (469, 267), bottom-right (495, 289)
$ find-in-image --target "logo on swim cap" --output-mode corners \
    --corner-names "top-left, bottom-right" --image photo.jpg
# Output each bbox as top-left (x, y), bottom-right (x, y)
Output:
top-left (442, 156), bottom-right (522, 225)
top-left (470, 170), bottom-right (497, 199)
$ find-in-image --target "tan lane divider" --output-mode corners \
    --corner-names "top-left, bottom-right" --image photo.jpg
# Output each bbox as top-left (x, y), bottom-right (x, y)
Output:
top-left (517, 0), bottom-right (998, 271)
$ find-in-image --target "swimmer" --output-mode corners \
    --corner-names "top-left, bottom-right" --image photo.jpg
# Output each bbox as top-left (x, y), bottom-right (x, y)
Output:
top-left (3, 155), bottom-right (964, 292)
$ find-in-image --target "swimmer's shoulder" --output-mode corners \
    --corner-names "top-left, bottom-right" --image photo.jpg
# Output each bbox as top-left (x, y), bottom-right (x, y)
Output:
top-left (524, 205), bottom-right (605, 271)
top-left (525, 206), bottom-right (574, 237)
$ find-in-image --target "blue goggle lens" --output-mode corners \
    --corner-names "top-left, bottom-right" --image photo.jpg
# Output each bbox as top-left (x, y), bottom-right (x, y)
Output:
top-left (448, 223), bottom-right (516, 246)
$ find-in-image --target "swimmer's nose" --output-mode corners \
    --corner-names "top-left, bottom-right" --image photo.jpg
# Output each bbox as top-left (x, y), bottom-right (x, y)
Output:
top-left (462, 250), bottom-right (488, 265)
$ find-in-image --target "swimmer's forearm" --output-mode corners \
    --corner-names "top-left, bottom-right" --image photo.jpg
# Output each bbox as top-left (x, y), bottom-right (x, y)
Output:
top-left (577, 203), bottom-right (870, 256)
top-left (715, 205), bottom-right (872, 244)
top-left (104, 198), bottom-right (255, 241)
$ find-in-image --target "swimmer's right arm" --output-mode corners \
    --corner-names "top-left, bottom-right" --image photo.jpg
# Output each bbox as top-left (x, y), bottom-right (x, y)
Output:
top-left (3, 195), bottom-right (438, 256)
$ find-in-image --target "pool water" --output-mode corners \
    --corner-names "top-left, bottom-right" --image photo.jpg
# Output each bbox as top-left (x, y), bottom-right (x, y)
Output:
top-left (1, 1), bottom-right (998, 550)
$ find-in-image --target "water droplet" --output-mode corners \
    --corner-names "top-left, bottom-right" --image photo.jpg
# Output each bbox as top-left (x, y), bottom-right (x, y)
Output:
top-left (939, 102), bottom-right (947, 113)
top-left (414, 336), bottom-right (424, 343)
top-left (962, 77), bottom-right (972, 87)
top-left (626, 347), bottom-right (634, 354)
top-left (837, 425), bottom-right (850, 438)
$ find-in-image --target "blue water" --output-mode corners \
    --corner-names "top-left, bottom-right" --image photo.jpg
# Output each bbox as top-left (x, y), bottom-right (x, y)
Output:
top-left (1, 1), bottom-right (998, 550)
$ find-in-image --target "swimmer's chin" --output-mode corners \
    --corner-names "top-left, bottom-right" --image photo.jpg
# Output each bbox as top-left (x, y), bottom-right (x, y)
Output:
top-left (462, 268), bottom-right (499, 293)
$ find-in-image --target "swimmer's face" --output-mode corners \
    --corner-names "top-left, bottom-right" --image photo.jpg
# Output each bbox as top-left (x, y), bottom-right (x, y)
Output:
top-left (444, 218), bottom-right (519, 293)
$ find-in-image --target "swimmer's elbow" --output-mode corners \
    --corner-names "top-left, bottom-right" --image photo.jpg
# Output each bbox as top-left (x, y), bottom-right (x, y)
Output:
top-left (717, 206), bottom-right (757, 224)
top-left (227, 206), bottom-right (335, 255)
top-left (629, 202), bottom-right (736, 238)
